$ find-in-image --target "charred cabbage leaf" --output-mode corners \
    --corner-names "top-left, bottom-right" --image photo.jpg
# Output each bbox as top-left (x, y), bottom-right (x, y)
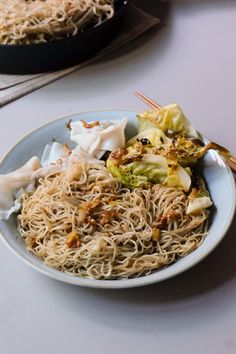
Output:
top-left (127, 128), bottom-right (170, 148)
top-left (107, 149), bottom-right (191, 191)
top-left (187, 176), bottom-right (212, 214)
top-left (128, 127), bottom-right (203, 167)
top-left (137, 103), bottom-right (198, 138)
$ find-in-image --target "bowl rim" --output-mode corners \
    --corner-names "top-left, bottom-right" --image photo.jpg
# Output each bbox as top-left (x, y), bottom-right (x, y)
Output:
top-left (0, 108), bottom-right (235, 289)
top-left (0, 0), bottom-right (129, 49)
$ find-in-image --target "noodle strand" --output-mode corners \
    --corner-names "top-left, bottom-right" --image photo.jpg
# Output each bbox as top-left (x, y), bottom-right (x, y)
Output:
top-left (0, 0), bottom-right (115, 44)
top-left (18, 162), bottom-right (209, 280)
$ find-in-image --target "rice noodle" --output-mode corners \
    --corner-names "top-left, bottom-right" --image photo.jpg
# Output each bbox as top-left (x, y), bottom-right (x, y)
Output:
top-left (18, 161), bottom-right (209, 279)
top-left (0, 0), bottom-right (115, 45)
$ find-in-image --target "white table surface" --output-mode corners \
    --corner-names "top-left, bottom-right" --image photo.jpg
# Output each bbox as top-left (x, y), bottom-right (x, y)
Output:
top-left (1, 1), bottom-right (236, 354)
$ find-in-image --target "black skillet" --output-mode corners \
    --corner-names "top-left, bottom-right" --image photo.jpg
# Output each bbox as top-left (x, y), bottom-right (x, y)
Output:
top-left (0, 0), bottom-right (129, 75)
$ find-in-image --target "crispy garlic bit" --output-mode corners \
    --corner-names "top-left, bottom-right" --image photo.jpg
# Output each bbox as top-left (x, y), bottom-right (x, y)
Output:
top-left (25, 236), bottom-right (37, 249)
top-left (66, 230), bottom-right (80, 248)
top-left (63, 144), bottom-right (72, 155)
top-left (80, 120), bottom-right (100, 129)
top-left (100, 210), bottom-right (118, 226)
top-left (153, 210), bottom-right (180, 230)
top-left (66, 119), bottom-right (72, 130)
top-left (152, 227), bottom-right (160, 241)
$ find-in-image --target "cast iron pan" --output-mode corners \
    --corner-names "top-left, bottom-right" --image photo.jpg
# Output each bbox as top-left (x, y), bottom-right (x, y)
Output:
top-left (0, 0), bottom-right (129, 75)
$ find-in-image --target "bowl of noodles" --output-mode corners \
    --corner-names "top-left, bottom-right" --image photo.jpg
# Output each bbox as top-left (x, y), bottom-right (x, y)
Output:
top-left (0, 106), bottom-right (235, 288)
top-left (0, 0), bottom-right (128, 74)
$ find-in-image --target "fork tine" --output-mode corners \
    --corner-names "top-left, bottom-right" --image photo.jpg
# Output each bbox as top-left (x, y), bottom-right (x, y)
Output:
top-left (228, 156), bottom-right (236, 165)
top-left (134, 92), bottom-right (161, 110)
top-left (209, 141), bottom-right (230, 157)
top-left (197, 141), bottom-right (233, 159)
top-left (226, 158), bottom-right (236, 173)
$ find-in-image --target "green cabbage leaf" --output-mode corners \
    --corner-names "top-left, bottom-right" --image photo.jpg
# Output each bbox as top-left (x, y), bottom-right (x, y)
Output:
top-left (137, 103), bottom-right (198, 138)
top-left (107, 152), bottom-right (191, 191)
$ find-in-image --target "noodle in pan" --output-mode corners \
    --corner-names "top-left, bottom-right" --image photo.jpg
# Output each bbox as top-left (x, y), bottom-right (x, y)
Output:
top-left (0, 0), bottom-right (115, 45)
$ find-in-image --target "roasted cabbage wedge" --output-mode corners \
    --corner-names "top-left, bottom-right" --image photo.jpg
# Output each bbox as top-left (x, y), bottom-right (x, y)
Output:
top-left (107, 148), bottom-right (191, 192)
top-left (137, 103), bottom-right (198, 138)
top-left (107, 103), bottom-right (212, 215)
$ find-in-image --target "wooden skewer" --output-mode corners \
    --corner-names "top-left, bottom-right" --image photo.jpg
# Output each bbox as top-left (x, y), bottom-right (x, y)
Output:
top-left (134, 92), bottom-right (161, 110)
top-left (135, 91), bottom-right (236, 174)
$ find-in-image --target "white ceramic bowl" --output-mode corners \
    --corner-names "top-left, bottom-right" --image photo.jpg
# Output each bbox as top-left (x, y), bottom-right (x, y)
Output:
top-left (0, 110), bottom-right (235, 288)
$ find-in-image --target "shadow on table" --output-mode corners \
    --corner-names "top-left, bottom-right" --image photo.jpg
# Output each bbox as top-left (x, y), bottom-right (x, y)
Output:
top-left (89, 213), bottom-right (236, 302)
top-left (165, 0), bottom-right (236, 17)
top-left (99, 0), bottom-right (236, 65)
top-left (133, 0), bottom-right (170, 21)
top-left (42, 210), bottom-right (236, 302)
top-left (37, 212), bottom-right (236, 332)
top-left (94, 0), bottom-right (171, 64)
top-left (169, 0), bottom-right (236, 7)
